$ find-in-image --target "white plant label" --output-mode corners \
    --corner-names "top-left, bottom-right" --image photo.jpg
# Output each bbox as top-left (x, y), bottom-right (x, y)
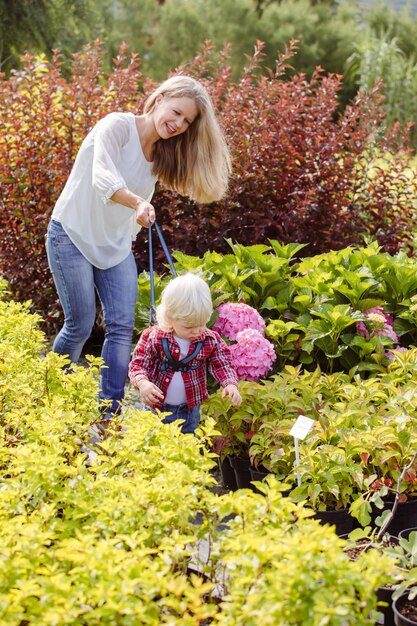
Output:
top-left (290, 415), bottom-right (315, 440)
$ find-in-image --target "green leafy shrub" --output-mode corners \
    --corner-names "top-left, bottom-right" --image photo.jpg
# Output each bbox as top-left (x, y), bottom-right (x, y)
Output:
top-left (155, 241), bottom-right (417, 376)
top-left (203, 351), bottom-right (417, 521)
top-left (217, 482), bottom-right (395, 626)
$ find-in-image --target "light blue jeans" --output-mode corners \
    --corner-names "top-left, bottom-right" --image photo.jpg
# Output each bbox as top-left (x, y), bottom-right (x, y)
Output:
top-left (46, 220), bottom-right (138, 417)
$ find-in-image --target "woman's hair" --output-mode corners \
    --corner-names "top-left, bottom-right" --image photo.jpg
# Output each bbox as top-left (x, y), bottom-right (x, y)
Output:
top-left (144, 75), bottom-right (232, 204)
top-left (156, 272), bottom-right (213, 331)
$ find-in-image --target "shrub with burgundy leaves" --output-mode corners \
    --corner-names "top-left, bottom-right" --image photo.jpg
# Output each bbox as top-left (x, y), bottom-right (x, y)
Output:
top-left (0, 42), bottom-right (151, 332)
top-left (154, 41), bottom-right (416, 264)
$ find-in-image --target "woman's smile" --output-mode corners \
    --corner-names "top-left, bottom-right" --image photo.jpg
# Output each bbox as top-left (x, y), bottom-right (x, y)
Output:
top-left (154, 95), bottom-right (198, 139)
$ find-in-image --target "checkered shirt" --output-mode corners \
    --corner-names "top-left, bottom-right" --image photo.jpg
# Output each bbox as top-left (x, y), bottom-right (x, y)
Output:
top-left (129, 326), bottom-right (238, 409)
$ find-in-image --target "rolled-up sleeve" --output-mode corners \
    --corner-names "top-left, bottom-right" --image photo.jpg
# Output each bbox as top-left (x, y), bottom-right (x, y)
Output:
top-left (208, 335), bottom-right (239, 388)
top-left (91, 113), bottom-right (130, 203)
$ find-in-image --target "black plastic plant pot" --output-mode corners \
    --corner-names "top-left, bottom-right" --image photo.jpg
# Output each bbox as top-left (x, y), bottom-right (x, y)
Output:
top-left (218, 456), bottom-right (238, 492)
top-left (229, 456), bottom-right (253, 490)
top-left (393, 592), bottom-right (417, 625)
top-left (372, 500), bottom-right (417, 537)
top-left (249, 466), bottom-right (271, 482)
top-left (377, 584), bottom-right (396, 626)
top-left (249, 466), bottom-right (272, 495)
top-left (341, 535), bottom-right (399, 626)
top-left (398, 527), bottom-right (417, 541)
top-left (313, 508), bottom-right (354, 537)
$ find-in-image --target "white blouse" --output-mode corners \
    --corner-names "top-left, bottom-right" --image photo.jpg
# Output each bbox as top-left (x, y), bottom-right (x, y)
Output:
top-left (51, 112), bottom-right (157, 269)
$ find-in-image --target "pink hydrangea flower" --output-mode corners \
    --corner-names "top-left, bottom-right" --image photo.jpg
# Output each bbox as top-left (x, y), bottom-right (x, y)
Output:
top-left (229, 329), bottom-right (276, 381)
top-left (369, 306), bottom-right (394, 327)
top-left (356, 306), bottom-right (398, 343)
top-left (213, 302), bottom-right (265, 340)
top-left (386, 346), bottom-right (407, 360)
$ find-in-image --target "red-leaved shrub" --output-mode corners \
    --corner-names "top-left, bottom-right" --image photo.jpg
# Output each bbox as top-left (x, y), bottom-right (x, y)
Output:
top-left (154, 41), bottom-right (416, 264)
top-left (0, 42), bottom-right (148, 331)
top-left (0, 40), bottom-right (415, 332)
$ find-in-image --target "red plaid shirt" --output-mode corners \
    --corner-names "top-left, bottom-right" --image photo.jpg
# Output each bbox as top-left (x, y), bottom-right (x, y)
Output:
top-left (128, 326), bottom-right (238, 409)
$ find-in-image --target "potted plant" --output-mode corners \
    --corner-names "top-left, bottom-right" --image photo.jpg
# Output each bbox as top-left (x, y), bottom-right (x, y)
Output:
top-left (391, 530), bottom-right (417, 624)
top-left (203, 381), bottom-right (261, 490)
top-left (393, 592), bottom-right (417, 625)
top-left (343, 528), bottom-right (403, 626)
top-left (341, 452), bottom-right (417, 626)
top-left (349, 423), bottom-right (417, 535)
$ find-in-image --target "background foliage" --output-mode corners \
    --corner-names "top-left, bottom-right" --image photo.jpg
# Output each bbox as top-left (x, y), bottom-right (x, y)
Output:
top-left (1, 40), bottom-right (416, 332)
top-left (2, 0), bottom-right (417, 117)
top-left (348, 31), bottom-right (417, 146)
top-left (0, 0), bottom-right (111, 74)
top-left (0, 43), bottom-right (146, 330)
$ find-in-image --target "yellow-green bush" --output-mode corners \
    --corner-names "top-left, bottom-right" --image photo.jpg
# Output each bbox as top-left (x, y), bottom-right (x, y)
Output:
top-left (0, 299), bottom-right (397, 625)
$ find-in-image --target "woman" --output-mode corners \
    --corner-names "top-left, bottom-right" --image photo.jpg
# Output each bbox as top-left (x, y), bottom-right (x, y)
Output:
top-left (46, 74), bottom-right (231, 421)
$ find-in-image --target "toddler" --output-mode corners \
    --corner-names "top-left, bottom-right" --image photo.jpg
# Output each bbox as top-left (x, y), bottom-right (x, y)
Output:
top-left (129, 272), bottom-right (241, 433)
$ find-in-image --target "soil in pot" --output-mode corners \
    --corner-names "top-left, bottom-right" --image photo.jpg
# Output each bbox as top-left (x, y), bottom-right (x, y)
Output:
top-left (393, 591), bottom-right (417, 625)
top-left (344, 535), bottom-right (399, 561)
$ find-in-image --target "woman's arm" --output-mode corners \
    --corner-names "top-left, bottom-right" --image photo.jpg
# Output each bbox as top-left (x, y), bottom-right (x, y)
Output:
top-left (111, 188), bottom-right (155, 227)
top-left (91, 113), bottom-right (156, 226)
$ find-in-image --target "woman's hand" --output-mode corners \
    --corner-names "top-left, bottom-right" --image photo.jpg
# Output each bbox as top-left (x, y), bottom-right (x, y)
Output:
top-left (136, 379), bottom-right (164, 406)
top-left (111, 188), bottom-right (155, 226)
top-left (134, 199), bottom-right (155, 227)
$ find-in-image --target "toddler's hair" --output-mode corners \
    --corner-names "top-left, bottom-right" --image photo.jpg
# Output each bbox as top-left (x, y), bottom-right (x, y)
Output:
top-left (156, 272), bottom-right (213, 331)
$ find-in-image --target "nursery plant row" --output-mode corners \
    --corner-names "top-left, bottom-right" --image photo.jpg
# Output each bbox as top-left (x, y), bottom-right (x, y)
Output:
top-left (4, 236), bottom-right (417, 622)
top-left (0, 280), bottom-right (398, 625)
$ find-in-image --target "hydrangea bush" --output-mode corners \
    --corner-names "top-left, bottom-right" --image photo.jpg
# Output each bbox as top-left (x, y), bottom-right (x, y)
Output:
top-left (230, 329), bottom-right (276, 381)
top-left (213, 302), bottom-right (276, 381)
top-left (213, 302), bottom-right (266, 339)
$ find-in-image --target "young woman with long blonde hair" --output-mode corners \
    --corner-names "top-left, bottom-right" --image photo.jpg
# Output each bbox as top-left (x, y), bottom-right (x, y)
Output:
top-left (46, 75), bottom-right (231, 422)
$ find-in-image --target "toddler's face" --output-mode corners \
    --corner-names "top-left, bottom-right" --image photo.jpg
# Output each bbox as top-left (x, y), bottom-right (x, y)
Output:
top-left (169, 318), bottom-right (206, 342)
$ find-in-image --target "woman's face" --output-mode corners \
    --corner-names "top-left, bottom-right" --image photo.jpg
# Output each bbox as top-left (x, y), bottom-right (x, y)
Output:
top-left (153, 95), bottom-right (198, 139)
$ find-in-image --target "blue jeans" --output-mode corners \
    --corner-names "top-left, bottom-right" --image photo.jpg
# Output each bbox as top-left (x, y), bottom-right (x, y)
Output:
top-left (46, 220), bottom-right (138, 416)
top-left (148, 403), bottom-right (201, 434)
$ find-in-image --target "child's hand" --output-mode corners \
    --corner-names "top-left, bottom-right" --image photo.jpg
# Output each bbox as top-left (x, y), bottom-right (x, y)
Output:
top-left (136, 379), bottom-right (164, 406)
top-left (222, 384), bottom-right (242, 406)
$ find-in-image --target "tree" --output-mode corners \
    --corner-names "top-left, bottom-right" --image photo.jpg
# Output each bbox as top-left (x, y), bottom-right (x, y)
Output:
top-left (0, 0), bottom-right (112, 74)
top-left (253, 0), bottom-right (338, 16)
top-left (109, 0), bottom-right (359, 105)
